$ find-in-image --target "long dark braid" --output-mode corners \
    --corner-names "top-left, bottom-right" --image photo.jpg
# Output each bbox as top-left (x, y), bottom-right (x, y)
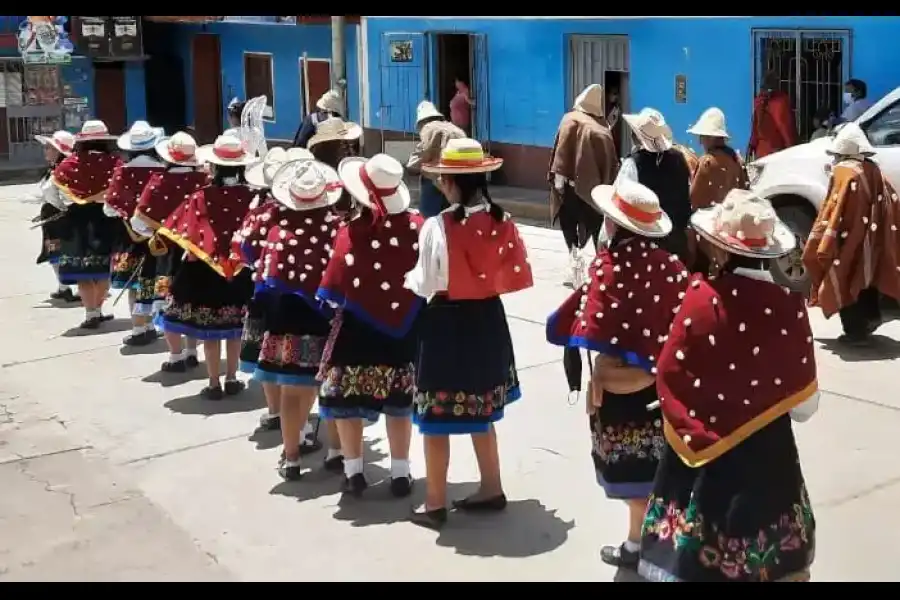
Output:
top-left (449, 172), bottom-right (504, 222)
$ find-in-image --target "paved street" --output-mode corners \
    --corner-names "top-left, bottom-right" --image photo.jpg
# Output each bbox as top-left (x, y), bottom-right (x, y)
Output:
top-left (1, 181), bottom-right (899, 582)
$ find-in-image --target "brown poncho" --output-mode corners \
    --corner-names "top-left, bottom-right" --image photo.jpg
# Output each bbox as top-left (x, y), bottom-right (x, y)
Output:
top-left (690, 148), bottom-right (749, 210)
top-left (802, 159), bottom-right (900, 317)
top-left (547, 110), bottom-right (618, 222)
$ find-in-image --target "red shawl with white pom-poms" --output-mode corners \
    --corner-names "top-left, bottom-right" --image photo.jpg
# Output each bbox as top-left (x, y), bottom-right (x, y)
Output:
top-left (51, 151), bottom-right (121, 204)
top-left (318, 211), bottom-right (426, 338)
top-left (656, 272), bottom-right (818, 468)
top-left (105, 163), bottom-right (166, 221)
top-left (135, 170), bottom-right (210, 230)
top-left (546, 238), bottom-right (689, 371)
top-left (158, 184), bottom-right (256, 278)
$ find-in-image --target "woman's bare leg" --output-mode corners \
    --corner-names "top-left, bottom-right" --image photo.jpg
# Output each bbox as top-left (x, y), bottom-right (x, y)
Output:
top-left (335, 418), bottom-right (364, 479)
top-left (386, 415), bottom-right (412, 479)
top-left (469, 424), bottom-right (504, 499)
top-left (203, 340), bottom-right (221, 388)
top-left (224, 338), bottom-right (240, 380)
top-left (422, 435), bottom-right (450, 510)
top-left (279, 385), bottom-right (318, 478)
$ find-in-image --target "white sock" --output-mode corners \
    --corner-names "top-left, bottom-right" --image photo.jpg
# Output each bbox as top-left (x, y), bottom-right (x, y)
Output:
top-left (167, 352), bottom-right (184, 363)
top-left (326, 448), bottom-right (342, 461)
top-left (390, 458), bottom-right (410, 479)
top-left (623, 540), bottom-right (640, 553)
top-left (343, 457), bottom-right (364, 478)
top-left (86, 308), bottom-right (101, 319)
top-left (184, 347), bottom-right (198, 357)
top-left (131, 326), bottom-right (146, 336)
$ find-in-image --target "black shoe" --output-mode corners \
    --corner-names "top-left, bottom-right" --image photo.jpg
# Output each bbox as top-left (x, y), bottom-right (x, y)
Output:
top-left (342, 473), bottom-right (368, 497)
top-left (123, 329), bottom-right (157, 347)
top-left (600, 543), bottom-right (640, 570)
top-left (224, 379), bottom-right (245, 396)
top-left (298, 438), bottom-right (323, 456)
top-left (452, 493), bottom-right (508, 512)
top-left (200, 385), bottom-right (224, 401)
top-left (278, 457), bottom-right (304, 481)
top-left (184, 354), bottom-right (200, 368)
top-left (258, 413), bottom-right (281, 431)
top-left (160, 359), bottom-right (186, 373)
top-left (323, 454), bottom-right (344, 473)
top-left (409, 506), bottom-right (448, 531)
top-left (50, 288), bottom-right (79, 302)
top-left (79, 316), bottom-right (103, 330)
top-left (100, 314), bottom-right (114, 322)
top-left (390, 475), bottom-right (414, 498)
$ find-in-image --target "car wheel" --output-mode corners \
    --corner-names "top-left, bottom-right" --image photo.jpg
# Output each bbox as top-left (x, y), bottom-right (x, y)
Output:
top-left (769, 204), bottom-right (815, 295)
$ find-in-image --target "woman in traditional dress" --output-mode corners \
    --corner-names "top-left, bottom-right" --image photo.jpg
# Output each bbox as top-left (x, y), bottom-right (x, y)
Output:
top-left (105, 121), bottom-right (167, 347)
top-left (33, 130), bottom-right (78, 302)
top-left (641, 189), bottom-right (818, 582)
top-left (316, 154), bottom-right (424, 498)
top-left (403, 138), bottom-right (533, 530)
top-left (546, 179), bottom-right (688, 570)
top-left (51, 120), bottom-right (122, 329)
top-left (134, 132), bottom-right (210, 372)
top-left (232, 158), bottom-right (341, 480)
top-left (155, 134), bottom-right (256, 397)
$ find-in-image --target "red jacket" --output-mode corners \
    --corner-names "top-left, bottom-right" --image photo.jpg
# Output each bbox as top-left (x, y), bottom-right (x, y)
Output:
top-left (749, 91), bottom-right (797, 159)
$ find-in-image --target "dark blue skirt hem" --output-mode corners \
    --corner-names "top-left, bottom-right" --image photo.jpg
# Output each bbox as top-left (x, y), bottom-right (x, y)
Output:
top-left (154, 313), bottom-right (243, 341)
top-left (596, 472), bottom-right (654, 500)
top-left (252, 369), bottom-right (319, 387)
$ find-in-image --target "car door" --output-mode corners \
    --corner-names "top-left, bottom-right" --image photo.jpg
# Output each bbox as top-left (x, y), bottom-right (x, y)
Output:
top-left (862, 100), bottom-right (900, 190)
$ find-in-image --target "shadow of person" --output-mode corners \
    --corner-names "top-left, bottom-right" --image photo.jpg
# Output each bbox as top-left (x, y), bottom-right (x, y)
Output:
top-left (61, 318), bottom-right (132, 337)
top-left (34, 299), bottom-right (82, 310)
top-left (816, 334), bottom-right (900, 362)
top-left (118, 337), bottom-right (167, 356)
top-left (142, 363), bottom-right (209, 388)
top-left (248, 426), bottom-right (282, 450)
top-left (434, 497), bottom-right (574, 558)
top-left (163, 379), bottom-right (265, 416)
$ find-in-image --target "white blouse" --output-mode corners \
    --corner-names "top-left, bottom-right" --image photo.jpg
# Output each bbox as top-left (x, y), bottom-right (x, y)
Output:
top-left (404, 203), bottom-right (489, 299)
top-left (40, 176), bottom-right (68, 211)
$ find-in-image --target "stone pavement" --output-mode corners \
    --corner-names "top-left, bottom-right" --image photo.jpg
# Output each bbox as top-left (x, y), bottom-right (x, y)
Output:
top-left (1, 182), bottom-right (899, 581)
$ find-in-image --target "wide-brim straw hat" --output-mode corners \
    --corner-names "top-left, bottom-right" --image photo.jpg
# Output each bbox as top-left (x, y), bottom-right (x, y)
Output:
top-left (316, 89), bottom-right (343, 114)
top-left (75, 119), bottom-right (117, 142)
top-left (826, 121), bottom-right (876, 157)
top-left (691, 189), bottom-right (796, 259)
top-left (35, 130), bottom-right (75, 156)
top-left (573, 84), bottom-right (605, 118)
top-left (245, 147), bottom-right (314, 188)
top-left (416, 100), bottom-right (444, 125)
top-left (196, 133), bottom-right (257, 167)
top-left (687, 107), bottom-right (730, 138)
top-left (338, 154), bottom-right (411, 215)
top-left (420, 137), bottom-right (503, 175)
top-left (270, 158), bottom-right (342, 211)
top-left (117, 121), bottom-right (165, 152)
top-left (590, 180), bottom-right (672, 238)
top-left (307, 117), bottom-right (362, 150)
top-left (623, 108), bottom-right (673, 152)
top-left (155, 132), bottom-right (201, 167)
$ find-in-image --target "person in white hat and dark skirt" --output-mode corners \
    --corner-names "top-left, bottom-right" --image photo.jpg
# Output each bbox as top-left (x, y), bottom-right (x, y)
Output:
top-left (232, 158), bottom-right (342, 480)
top-left (315, 153), bottom-right (425, 498)
top-left (134, 132), bottom-right (211, 373)
top-left (155, 134), bottom-right (257, 398)
top-left (105, 121), bottom-right (168, 347)
top-left (802, 122), bottom-right (900, 346)
top-left (406, 100), bottom-right (466, 218)
top-left (50, 120), bottom-right (123, 329)
top-left (642, 189), bottom-right (818, 582)
top-left (33, 130), bottom-right (78, 303)
top-left (404, 139), bottom-right (534, 529)
top-left (546, 178), bottom-right (689, 571)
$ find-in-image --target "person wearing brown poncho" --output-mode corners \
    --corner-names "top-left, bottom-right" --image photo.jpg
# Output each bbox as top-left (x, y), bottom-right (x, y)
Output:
top-left (548, 84), bottom-right (619, 287)
top-left (802, 122), bottom-right (900, 346)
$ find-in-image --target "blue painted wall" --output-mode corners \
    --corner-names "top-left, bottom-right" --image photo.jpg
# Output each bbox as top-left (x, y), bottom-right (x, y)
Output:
top-left (365, 17), bottom-right (900, 153)
top-left (155, 21), bottom-right (360, 141)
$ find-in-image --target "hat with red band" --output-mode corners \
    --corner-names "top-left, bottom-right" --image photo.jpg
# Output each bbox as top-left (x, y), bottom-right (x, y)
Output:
top-left (35, 130), bottom-right (75, 156)
top-left (590, 179), bottom-right (673, 238)
top-left (691, 188), bottom-right (795, 259)
top-left (155, 132), bottom-right (201, 167)
top-left (338, 154), bottom-right (411, 216)
top-left (196, 133), bottom-right (257, 167)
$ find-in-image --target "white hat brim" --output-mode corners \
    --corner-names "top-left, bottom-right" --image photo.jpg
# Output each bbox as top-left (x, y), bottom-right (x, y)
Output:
top-left (623, 113), bottom-right (674, 152)
top-left (686, 124), bottom-right (729, 138)
top-left (420, 157), bottom-right (504, 175)
top-left (196, 144), bottom-right (258, 167)
top-left (154, 137), bottom-right (201, 166)
top-left (307, 122), bottom-right (363, 149)
top-left (690, 207), bottom-right (796, 259)
top-left (35, 134), bottom-right (73, 156)
top-left (590, 184), bottom-right (673, 238)
top-left (338, 156), bottom-right (411, 215)
top-left (270, 159), bottom-right (342, 211)
top-left (416, 107), bottom-right (444, 124)
top-left (117, 128), bottom-right (165, 152)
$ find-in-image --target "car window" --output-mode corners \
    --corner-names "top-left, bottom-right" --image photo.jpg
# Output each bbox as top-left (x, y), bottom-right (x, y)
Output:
top-left (866, 100), bottom-right (900, 146)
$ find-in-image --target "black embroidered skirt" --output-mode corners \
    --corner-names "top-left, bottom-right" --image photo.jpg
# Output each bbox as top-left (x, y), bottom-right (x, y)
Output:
top-left (639, 415), bottom-right (815, 582)
top-left (109, 222), bottom-right (146, 290)
top-left (239, 288), bottom-right (331, 387)
top-left (56, 203), bottom-right (117, 284)
top-left (413, 296), bottom-right (521, 436)
top-left (155, 260), bottom-right (253, 340)
top-left (318, 309), bottom-right (418, 422)
top-left (36, 203), bottom-right (65, 265)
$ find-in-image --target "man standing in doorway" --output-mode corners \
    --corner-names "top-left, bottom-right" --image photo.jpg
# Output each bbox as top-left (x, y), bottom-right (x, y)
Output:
top-left (548, 83), bottom-right (619, 287)
top-left (748, 70), bottom-right (797, 159)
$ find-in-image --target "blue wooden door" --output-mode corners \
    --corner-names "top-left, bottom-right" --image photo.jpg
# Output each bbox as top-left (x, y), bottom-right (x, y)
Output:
top-left (470, 33), bottom-right (490, 149)
top-left (378, 32), bottom-right (426, 134)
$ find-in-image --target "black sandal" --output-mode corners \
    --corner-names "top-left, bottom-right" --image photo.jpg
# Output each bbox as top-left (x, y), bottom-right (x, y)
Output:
top-left (200, 385), bottom-right (224, 401)
top-left (341, 473), bottom-right (368, 497)
top-left (452, 493), bottom-right (508, 512)
top-left (79, 316), bottom-right (103, 330)
top-left (599, 543), bottom-right (639, 570)
top-left (409, 506), bottom-right (448, 531)
top-left (160, 359), bottom-right (186, 373)
top-left (184, 354), bottom-right (200, 368)
top-left (224, 379), bottom-right (245, 396)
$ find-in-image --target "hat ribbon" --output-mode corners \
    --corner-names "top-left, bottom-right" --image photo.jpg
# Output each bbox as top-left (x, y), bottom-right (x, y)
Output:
top-left (358, 164), bottom-right (395, 223)
top-left (213, 145), bottom-right (245, 160)
top-left (168, 147), bottom-right (194, 162)
top-left (55, 140), bottom-right (72, 152)
top-left (718, 233), bottom-right (768, 248)
top-left (613, 193), bottom-right (661, 224)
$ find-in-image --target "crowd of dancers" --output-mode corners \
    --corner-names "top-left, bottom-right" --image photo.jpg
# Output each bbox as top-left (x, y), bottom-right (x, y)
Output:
top-left (28, 82), bottom-right (900, 582)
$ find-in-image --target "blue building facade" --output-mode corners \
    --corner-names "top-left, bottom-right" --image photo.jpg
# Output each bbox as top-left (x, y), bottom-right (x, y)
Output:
top-left (361, 16), bottom-right (900, 189)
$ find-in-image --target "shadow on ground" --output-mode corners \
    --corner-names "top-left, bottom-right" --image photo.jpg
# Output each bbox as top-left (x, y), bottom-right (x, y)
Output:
top-left (816, 334), bottom-right (900, 361)
top-left (141, 361), bottom-right (209, 388)
top-left (118, 337), bottom-right (167, 356)
top-left (60, 318), bottom-right (131, 338)
top-left (163, 378), bottom-right (265, 416)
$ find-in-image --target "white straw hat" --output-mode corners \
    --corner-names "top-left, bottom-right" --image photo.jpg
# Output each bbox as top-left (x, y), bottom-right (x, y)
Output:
top-left (691, 189), bottom-right (796, 259)
top-left (155, 132), bottom-right (201, 166)
top-left (35, 130), bottom-right (75, 156)
top-left (118, 120), bottom-right (165, 152)
top-left (245, 147), bottom-right (314, 188)
top-left (270, 159), bottom-right (342, 211)
top-left (623, 108), bottom-right (673, 152)
top-left (307, 117), bottom-right (362, 150)
top-left (573, 84), bottom-right (605, 118)
top-left (196, 133), bottom-right (257, 167)
top-left (415, 100), bottom-right (444, 125)
top-left (420, 138), bottom-right (503, 175)
top-left (590, 179), bottom-right (673, 238)
top-left (316, 89), bottom-right (343, 114)
top-left (826, 122), bottom-right (875, 157)
top-left (338, 154), bottom-right (411, 215)
top-left (75, 119), bottom-right (116, 141)
top-left (687, 107), bottom-right (730, 138)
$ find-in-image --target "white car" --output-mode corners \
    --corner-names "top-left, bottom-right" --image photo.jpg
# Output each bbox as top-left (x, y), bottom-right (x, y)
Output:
top-left (748, 86), bottom-right (900, 292)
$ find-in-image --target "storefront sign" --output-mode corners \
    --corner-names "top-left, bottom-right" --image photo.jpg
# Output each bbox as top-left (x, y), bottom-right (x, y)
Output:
top-left (17, 17), bottom-right (74, 64)
top-left (74, 16), bottom-right (110, 58)
top-left (109, 16), bottom-right (143, 58)
top-left (73, 16), bottom-right (144, 59)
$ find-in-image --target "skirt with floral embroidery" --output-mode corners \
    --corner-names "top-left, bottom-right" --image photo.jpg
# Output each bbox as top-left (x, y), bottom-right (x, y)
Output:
top-left (56, 203), bottom-right (117, 284)
top-left (413, 295), bottom-right (521, 436)
top-left (155, 259), bottom-right (253, 340)
top-left (639, 414), bottom-right (815, 582)
top-left (240, 289), bottom-right (331, 387)
top-left (148, 246), bottom-right (183, 316)
top-left (318, 308), bottom-right (418, 422)
top-left (36, 202), bottom-right (65, 266)
top-left (109, 222), bottom-right (146, 290)
top-left (590, 383), bottom-right (664, 500)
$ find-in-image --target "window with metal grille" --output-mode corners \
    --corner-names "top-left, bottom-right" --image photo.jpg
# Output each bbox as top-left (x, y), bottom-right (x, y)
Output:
top-left (243, 52), bottom-right (275, 121)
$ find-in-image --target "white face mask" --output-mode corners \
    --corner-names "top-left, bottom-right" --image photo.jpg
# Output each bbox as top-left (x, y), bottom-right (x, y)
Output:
top-left (843, 91), bottom-right (854, 105)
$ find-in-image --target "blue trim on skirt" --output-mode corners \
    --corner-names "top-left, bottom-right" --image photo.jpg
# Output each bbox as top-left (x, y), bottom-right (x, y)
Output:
top-left (153, 313), bottom-right (243, 341)
top-left (315, 286), bottom-right (422, 339)
top-left (319, 404), bottom-right (412, 421)
top-left (238, 359), bottom-right (258, 375)
top-left (546, 309), bottom-right (654, 373)
top-left (251, 368), bottom-right (319, 387)
top-left (596, 471), bottom-right (654, 500)
top-left (59, 272), bottom-right (110, 284)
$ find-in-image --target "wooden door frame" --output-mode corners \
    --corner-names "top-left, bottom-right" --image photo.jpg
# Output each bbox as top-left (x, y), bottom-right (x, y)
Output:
top-left (191, 33), bottom-right (222, 142)
top-left (298, 56), bottom-right (333, 117)
top-left (243, 51), bottom-right (276, 122)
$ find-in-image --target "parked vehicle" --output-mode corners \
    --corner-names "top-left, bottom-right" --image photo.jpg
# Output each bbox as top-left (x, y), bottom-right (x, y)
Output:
top-left (748, 86), bottom-right (900, 292)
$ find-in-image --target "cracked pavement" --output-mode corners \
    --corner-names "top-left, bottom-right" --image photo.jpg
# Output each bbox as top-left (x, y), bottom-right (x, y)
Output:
top-left (1, 183), bottom-right (899, 581)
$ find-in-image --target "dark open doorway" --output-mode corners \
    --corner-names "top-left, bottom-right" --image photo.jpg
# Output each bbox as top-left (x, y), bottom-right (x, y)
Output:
top-left (434, 33), bottom-right (473, 135)
top-left (604, 70), bottom-right (624, 157)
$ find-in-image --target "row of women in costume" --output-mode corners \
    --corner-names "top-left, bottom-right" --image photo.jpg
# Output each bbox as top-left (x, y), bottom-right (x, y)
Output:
top-left (544, 104), bottom-right (820, 582)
